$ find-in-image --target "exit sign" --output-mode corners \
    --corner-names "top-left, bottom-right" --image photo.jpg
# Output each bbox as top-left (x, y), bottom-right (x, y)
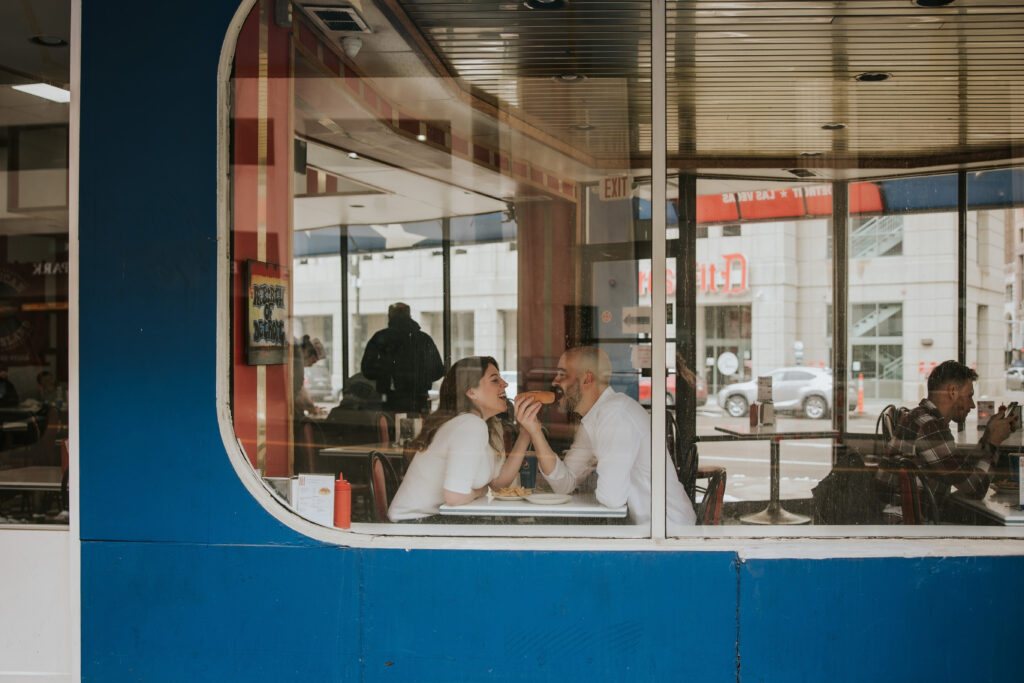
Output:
top-left (599, 176), bottom-right (630, 201)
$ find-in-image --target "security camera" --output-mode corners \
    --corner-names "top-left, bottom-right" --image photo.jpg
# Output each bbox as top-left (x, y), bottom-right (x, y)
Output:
top-left (342, 36), bottom-right (362, 60)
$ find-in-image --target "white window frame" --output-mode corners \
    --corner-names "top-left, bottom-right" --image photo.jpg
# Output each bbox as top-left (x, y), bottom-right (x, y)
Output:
top-left (215, 0), bottom-right (1024, 558)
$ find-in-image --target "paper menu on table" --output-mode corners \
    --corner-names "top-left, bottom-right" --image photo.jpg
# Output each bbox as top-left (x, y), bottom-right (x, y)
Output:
top-left (757, 376), bottom-right (773, 403)
top-left (290, 474), bottom-right (335, 526)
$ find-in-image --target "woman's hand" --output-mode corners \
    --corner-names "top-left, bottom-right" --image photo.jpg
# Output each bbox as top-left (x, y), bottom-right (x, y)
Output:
top-left (514, 394), bottom-right (544, 437)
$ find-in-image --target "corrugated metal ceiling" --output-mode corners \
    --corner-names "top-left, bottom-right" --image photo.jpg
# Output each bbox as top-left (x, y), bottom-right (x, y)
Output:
top-left (379, 0), bottom-right (1024, 178)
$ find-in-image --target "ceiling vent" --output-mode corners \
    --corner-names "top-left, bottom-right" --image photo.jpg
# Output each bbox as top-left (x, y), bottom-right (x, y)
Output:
top-left (298, 3), bottom-right (372, 34)
top-left (785, 168), bottom-right (817, 178)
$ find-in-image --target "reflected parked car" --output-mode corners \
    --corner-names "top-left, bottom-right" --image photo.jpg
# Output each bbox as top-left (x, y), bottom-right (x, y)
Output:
top-left (716, 366), bottom-right (854, 419)
top-left (638, 371), bottom-right (708, 407)
top-left (1007, 366), bottom-right (1024, 391)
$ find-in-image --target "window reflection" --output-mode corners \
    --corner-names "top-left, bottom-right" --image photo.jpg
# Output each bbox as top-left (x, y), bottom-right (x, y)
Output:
top-left (229, 0), bottom-right (1024, 533)
top-left (0, 11), bottom-right (71, 526)
top-left (230, 0), bottom-right (657, 534)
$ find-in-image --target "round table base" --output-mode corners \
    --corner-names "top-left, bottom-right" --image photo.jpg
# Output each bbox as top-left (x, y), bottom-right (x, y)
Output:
top-left (740, 505), bottom-right (810, 525)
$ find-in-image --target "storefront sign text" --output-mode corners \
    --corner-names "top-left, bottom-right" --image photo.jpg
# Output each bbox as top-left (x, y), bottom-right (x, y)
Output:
top-left (639, 252), bottom-right (748, 296)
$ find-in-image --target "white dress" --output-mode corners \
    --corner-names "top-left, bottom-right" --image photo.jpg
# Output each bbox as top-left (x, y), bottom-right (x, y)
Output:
top-left (387, 413), bottom-right (503, 521)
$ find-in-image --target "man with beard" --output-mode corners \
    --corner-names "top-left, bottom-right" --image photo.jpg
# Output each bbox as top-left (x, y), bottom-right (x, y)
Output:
top-left (875, 359), bottom-right (1014, 521)
top-left (513, 346), bottom-right (695, 528)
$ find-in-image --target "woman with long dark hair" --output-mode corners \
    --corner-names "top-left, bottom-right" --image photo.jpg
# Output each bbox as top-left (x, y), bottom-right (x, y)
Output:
top-left (387, 356), bottom-right (539, 521)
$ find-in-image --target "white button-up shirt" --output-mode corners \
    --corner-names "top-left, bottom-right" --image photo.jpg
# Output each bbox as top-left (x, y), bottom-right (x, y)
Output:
top-left (541, 387), bottom-right (696, 528)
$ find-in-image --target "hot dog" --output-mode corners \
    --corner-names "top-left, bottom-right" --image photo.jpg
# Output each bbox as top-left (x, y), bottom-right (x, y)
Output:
top-left (518, 390), bottom-right (556, 404)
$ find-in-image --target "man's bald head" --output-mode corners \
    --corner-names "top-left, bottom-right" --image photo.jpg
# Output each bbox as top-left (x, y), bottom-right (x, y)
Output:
top-left (563, 346), bottom-right (612, 389)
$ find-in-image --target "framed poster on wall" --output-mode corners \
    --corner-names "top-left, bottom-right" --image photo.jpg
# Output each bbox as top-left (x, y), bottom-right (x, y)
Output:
top-left (246, 260), bottom-right (288, 365)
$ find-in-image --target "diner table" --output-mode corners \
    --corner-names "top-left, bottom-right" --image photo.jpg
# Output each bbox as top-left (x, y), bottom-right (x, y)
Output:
top-left (949, 487), bottom-right (1024, 526)
top-left (713, 425), bottom-right (839, 525)
top-left (438, 491), bottom-right (627, 519)
top-left (0, 465), bottom-right (63, 492)
top-left (318, 443), bottom-right (407, 479)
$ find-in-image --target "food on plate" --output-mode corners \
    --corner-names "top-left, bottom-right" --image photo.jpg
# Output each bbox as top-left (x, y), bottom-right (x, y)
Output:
top-left (518, 390), bottom-right (556, 404)
top-left (494, 485), bottom-right (532, 497)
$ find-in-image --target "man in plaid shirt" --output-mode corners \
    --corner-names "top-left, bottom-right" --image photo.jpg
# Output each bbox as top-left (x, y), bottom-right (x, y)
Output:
top-left (876, 360), bottom-right (1014, 521)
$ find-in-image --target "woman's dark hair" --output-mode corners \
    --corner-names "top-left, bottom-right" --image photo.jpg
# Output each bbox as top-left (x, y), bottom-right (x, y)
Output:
top-left (411, 356), bottom-right (504, 454)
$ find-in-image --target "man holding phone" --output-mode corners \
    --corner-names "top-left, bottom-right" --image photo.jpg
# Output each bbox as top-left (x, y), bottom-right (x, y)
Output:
top-left (876, 359), bottom-right (1015, 520)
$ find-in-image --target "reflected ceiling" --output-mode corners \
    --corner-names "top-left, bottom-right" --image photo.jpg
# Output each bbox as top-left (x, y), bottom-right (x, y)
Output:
top-left (361, 0), bottom-right (1024, 180)
top-left (0, 0), bottom-right (70, 235)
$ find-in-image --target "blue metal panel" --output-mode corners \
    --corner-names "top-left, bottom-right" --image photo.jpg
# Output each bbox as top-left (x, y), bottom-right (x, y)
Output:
top-left (77, 3), bottom-right (1024, 683)
top-left (82, 542), bottom-right (361, 682)
top-left (78, 0), bottom-right (305, 546)
top-left (739, 556), bottom-right (1024, 682)
top-left (360, 549), bottom-right (738, 682)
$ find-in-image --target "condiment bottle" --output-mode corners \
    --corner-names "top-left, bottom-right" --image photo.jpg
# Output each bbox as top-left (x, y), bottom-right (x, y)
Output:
top-left (334, 476), bottom-right (351, 529)
top-left (749, 402), bottom-right (759, 427)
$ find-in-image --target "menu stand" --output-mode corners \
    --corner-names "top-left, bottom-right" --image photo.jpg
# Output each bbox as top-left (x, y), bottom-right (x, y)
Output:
top-left (714, 426), bottom-right (839, 525)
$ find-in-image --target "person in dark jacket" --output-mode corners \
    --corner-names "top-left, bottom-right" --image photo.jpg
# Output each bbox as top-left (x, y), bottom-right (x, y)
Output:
top-left (360, 302), bottom-right (444, 414)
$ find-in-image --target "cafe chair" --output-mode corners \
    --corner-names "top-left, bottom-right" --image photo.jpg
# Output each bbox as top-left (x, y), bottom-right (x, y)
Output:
top-left (667, 409), bottom-right (701, 499)
top-left (695, 466), bottom-right (727, 525)
top-left (375, 412), bottom-right (391, 446)
top-left (368, 450), bottom-right (401, 522)
top-left (894, 457), bottom-right (940, 524)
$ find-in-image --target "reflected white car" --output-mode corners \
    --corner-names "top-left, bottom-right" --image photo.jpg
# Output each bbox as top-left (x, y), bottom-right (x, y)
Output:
top-left (1007, 367), bottom-right (1024, 391)
top-left (716, 366), bottom-right (854, 419)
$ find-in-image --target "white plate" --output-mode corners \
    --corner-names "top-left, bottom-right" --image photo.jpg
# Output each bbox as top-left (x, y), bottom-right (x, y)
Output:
top-left (525, 493), bottom-right (571, 505)
top-left (493, 495), bottom-right (524, 501)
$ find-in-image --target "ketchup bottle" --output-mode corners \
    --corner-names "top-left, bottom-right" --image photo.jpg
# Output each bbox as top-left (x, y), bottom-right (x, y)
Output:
top-left (334, 476), bottom-right (351, 529)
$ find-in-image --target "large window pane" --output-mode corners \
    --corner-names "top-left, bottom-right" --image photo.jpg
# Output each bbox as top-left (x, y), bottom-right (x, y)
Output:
top-left (229, 0), bottom-right (655, 535)
top-left (0, 11), bottom-right (70, 526)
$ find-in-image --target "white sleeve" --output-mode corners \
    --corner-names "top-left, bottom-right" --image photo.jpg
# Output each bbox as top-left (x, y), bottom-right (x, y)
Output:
top-left (442, 416), bottom-right (490, 494)
top-left (591, 416), bottom-right (641, 509)
top-left (542, 425), bottom-right (597, 494)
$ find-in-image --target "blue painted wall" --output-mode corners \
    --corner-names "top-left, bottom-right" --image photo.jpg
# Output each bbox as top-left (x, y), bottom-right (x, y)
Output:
top-left (79, 2), bottom-right (1024, 681)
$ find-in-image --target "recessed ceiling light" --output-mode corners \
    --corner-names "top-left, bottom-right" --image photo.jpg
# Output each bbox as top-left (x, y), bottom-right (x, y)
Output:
top-left (11, 83), bottom-right (70, 103)
top-left (523, 0), bottom-right (567, 9)
top-left (821, 122), bottom-right (846, 131)
top-left (553, 73), bottom-right (586, 83)
top-left (347, 152), bottom-right (359, 159)
top-left (854, 71), bottom-right (892, 82)
top-left (569, 123), bottom-right (594, 131)
top-left (913, 0), bottom-right (954, 7)
top-left (30, 35), bottom-right (68, 47)
top-left (416, 133), bottom-right (427, 141)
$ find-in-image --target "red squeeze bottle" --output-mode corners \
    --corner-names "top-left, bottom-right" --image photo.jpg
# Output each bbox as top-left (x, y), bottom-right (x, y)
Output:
top-left (334, 476), bottom-right (351, 529)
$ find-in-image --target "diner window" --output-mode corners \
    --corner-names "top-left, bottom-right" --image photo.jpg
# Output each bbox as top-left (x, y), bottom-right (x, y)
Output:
top-left (226, 1), bottom-right (1024, 538)
top-left (228, 0), bottom-right (654, 536)
top-left (0, 12), bottom-right (71, 526)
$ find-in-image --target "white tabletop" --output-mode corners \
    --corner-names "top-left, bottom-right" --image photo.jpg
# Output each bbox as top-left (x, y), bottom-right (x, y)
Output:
top-left (955, 427), bottom-right (1024, 450)
top-left (439, 492), bottom-right (627, 518)
top-left (713, 425), bottom-right (839, 440)
top-left (0, 466), bottom-right (63, 491)
top-left (950, 486), bottom-right (1024, 525)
